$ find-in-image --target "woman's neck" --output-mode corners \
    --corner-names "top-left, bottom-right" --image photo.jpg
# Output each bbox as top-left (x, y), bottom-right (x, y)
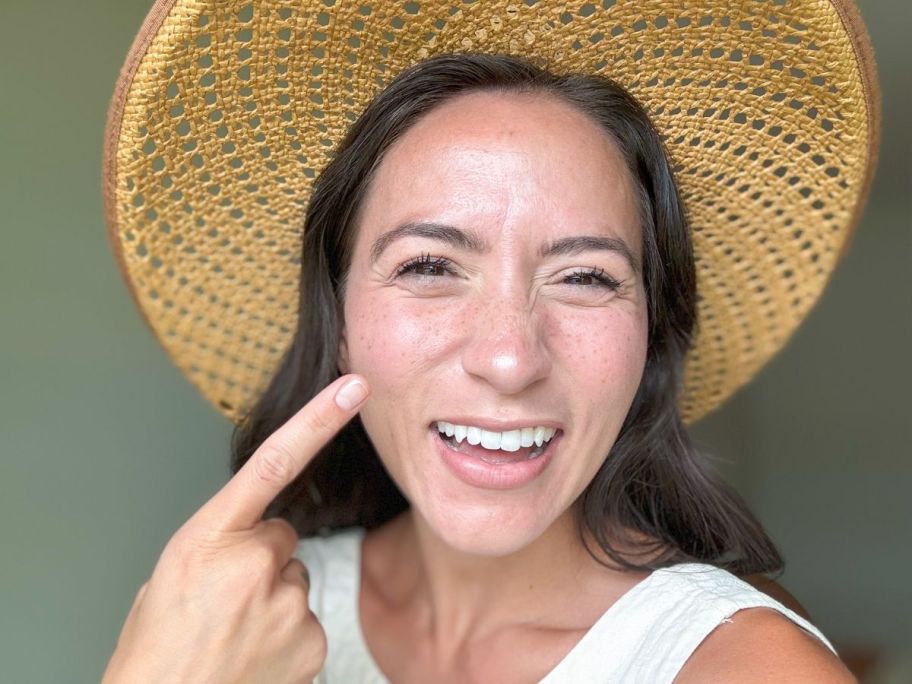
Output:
top-left (367, 507), bottom-right (640, 662)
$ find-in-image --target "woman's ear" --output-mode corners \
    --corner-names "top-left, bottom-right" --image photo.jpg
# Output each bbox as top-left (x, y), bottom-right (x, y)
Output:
top-left (337, 324), bottom-right (350, 374)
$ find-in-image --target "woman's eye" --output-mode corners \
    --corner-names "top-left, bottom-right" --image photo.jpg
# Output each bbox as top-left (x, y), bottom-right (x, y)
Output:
top-left (563, 268), bottom-right (623, 291)
top-left (395, 253), bottom-right (455, 279)
top-left (392, 257), bottom-right (622, 295)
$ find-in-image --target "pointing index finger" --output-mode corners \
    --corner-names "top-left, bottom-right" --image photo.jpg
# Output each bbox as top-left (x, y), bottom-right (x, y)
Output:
top-left (194, 375), bottom-right (370, 532)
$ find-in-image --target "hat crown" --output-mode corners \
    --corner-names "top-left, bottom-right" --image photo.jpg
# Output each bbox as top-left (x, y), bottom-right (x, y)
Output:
top-left (104, 0), bottom-right (879, 424)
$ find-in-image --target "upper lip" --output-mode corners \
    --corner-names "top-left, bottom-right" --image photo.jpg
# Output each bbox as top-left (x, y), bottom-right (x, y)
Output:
top-left (431, 417), bottom-right (564, 432)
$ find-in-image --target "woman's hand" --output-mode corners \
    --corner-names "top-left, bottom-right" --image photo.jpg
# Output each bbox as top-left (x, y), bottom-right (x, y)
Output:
top-left (102, 375), bottom-right (370, 684)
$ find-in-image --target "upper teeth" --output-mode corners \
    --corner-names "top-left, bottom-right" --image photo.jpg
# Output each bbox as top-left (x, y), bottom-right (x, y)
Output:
top-left (435, 422), bottom-right (557, 452)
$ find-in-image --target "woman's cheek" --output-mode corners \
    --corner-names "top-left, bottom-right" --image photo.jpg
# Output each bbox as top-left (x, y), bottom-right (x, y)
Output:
top-left (350, 294), bottom-right (468, 378)
top-left (548, 305), bottom-right (647, 390)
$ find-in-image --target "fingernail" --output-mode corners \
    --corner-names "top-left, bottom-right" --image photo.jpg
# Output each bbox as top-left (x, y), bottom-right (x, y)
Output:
top-left (335, 379), bottom-right (368, 411)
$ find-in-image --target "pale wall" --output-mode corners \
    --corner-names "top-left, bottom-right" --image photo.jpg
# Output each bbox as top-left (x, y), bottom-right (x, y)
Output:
top-left (1, 1), bottom-right (908, 681)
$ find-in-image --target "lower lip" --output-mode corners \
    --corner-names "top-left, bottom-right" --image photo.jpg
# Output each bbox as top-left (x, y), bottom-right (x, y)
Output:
top-left (432, 428), bottom-right (558, 490)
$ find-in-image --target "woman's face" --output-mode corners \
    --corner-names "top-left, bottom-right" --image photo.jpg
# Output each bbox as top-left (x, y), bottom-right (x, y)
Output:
top-left (339, 90), bottom-right (648, 556)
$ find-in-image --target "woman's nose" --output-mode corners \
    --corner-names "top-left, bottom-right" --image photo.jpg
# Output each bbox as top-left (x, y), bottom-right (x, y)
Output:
top-left (460, 301), bottom-right (552, 395)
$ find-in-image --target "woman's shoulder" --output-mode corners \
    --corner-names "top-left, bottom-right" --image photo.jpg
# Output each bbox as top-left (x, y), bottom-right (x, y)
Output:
top-left (644, 563), bottom-right (855, 683)
top-left (673, 605), bottom-right (856, 683)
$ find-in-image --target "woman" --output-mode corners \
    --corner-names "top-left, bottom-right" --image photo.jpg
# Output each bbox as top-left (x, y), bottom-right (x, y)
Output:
top-left (101, 1), bottom-right (879, 682)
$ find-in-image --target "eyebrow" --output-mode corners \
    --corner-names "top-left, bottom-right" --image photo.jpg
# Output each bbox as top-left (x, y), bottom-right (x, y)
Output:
top-left (539, 235), bottom-right (640, 275)
top-left (370, 220), bottom-right (640, 274)
top-left (370, 222), bottom-right (488, 263)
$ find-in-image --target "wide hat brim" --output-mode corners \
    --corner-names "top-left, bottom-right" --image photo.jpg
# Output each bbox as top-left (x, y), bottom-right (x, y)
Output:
top-left (103, 0), bottom-right (880, 425)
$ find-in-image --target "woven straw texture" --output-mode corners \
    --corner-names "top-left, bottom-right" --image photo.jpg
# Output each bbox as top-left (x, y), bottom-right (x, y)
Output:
top-left (103, 0), bottom-right (879, 425)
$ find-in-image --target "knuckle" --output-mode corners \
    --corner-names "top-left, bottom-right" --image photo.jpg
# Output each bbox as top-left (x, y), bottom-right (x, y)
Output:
top-left (265, 517), bottom-right (299, 544)
top-left (160, 532), bottom-right (194, 571)
top-left (284, 584), bottom-right (312, 621)
top-left (295, 560), bottom-right (311, 587)
top-left (272, 602), bottom-right (326, 682)
top-left (289, 607), bottom-right (312, 636)
top-left (269, 585), bottom-right (312, 645)
top-left (314, 625), bottom-right (328, 672)
top-left (282, 556), bottom-right (306, 575)
top-left (301, 403), bottom-right (335, 435)
top-left (171, 515), bottom-right (207, 543)
top-left (164, 525), bottom-right (229, 568)
top-left (244, 540), bottom-right (280, 575)
top-left (302, 618), bottom-right (328, 668)
top-left (165, 525), bottom-right (193, 554)
top-left (312, 622), bottom-right (329, 660)
top-left (216, 546), bottom-right (276, 597)
top-left (256, 519), bottom-right (300, 559)
top-left (252, 442), bottom-right (295, 486)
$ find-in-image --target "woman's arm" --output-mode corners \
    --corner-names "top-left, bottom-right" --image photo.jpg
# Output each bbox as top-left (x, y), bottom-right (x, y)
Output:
top-left (673, 607), bottom-right (857, 683)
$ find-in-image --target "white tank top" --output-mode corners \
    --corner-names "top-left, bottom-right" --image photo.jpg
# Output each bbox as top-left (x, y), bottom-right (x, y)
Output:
top-left (295, 527), bottom-right (836, 683)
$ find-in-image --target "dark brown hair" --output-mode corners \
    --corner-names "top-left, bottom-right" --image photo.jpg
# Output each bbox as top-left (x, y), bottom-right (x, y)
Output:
top-left (230, 53), bottom-right (783, 576)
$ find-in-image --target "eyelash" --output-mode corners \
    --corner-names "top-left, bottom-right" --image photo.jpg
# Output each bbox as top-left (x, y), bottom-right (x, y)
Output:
top-left (564, 267), bottom-right (624, 291)
top-left (395, 253), bottom-right (624, 291)
top-left (395, 252), bottom-right (457, 278)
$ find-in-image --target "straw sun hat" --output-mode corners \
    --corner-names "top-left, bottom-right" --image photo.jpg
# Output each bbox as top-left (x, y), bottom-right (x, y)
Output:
top-left (103, 0), bottom-right (880, 425)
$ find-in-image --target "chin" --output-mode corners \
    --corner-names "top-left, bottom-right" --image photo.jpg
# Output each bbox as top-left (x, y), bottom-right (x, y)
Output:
top-left (417, 493), bottom-right (560, 557)
top-left (370, 420), bottom-right (583, 556)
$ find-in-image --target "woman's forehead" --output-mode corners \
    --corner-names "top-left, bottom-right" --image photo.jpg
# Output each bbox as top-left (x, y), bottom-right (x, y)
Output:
top-left (381, 90), bottom-right (626, 182)
top-left (357, 90), bottom-right (641, 250)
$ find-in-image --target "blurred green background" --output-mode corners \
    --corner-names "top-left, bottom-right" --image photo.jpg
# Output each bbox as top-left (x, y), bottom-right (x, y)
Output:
top-left (1, 1), bottom-right (909, 681)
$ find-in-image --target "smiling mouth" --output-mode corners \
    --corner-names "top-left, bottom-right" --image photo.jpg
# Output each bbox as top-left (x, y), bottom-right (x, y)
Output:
top-left (433, 422), bottom-right (560, 464)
